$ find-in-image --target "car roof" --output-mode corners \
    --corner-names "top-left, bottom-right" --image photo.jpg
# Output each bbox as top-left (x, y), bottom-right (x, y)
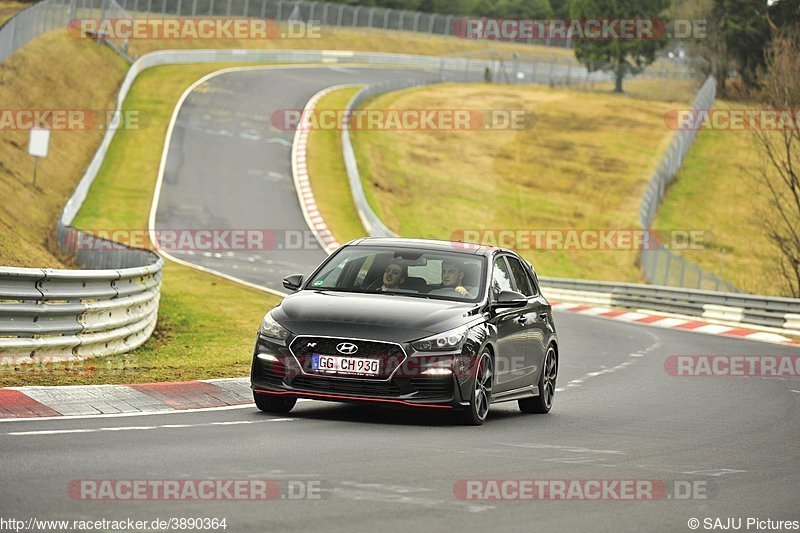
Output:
top-left (347, 237), bottom-right (514, 257)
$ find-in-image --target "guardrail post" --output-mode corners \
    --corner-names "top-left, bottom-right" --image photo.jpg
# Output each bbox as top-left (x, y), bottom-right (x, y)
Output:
top-left (649, 250), bottom-right (658, 282)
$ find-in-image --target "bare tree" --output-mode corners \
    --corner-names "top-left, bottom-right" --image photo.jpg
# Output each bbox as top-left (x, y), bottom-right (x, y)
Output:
top-left (754, 27), bottom-right (800, 295)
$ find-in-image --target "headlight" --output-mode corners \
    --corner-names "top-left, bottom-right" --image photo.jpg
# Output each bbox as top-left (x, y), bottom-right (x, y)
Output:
top-left (411, 326), bottom-right (469, 352)
top-left (259, 311), bottom-right (291, 341)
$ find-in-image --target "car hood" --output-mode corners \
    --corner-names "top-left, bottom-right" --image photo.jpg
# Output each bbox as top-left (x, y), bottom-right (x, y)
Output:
top-left (273, 290), bottom-right (482, 343)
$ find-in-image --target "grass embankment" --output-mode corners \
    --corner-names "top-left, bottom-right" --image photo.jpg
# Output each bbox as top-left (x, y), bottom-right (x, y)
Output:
top-left (341, 83), bottom-right (678, 283)
top-left (654, 101), bottom-right (782, 296)
top-left (0, 32), bottom-right (127, 267)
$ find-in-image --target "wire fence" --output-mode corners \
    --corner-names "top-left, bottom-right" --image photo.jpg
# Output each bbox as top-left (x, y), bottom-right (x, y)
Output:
top-left (637, 76), bottom-right (737, 292)
top-left (1, 0), bottom-right (700, 77)
top-left (0, 0), bottom-right (573, 64)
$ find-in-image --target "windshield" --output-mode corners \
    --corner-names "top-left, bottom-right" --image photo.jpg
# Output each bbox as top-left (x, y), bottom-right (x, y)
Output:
top-left (306, 246), bottom-right (486, 302)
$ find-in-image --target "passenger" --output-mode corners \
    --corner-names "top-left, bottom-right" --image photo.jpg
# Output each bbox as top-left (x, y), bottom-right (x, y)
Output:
top-left (429, 260), bottom-right (477, 298)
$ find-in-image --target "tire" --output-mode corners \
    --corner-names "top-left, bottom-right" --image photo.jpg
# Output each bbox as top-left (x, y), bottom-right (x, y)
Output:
top-left (254, 392), bottom-right (297, 414)
top-left (457, 350), bottom-right (493, 425)
top-left (519, 345), bottom-right (557, 414)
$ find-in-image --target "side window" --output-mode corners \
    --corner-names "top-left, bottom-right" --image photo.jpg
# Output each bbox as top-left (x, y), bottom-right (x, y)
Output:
top-left (527, 266), bottom-right (540, 297)
top-left (491, 257), bottom-right (514, 298)
top-left (507, 257), bottom-right (533, 297)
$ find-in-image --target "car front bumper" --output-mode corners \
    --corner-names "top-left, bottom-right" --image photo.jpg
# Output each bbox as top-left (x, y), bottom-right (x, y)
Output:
top-left (250, 334), bottom-right (473, 409)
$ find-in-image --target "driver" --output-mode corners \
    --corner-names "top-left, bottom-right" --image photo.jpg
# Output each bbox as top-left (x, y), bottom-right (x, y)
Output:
top-left (429, 260), bottom-right (477, 297)
top-left (378, 262), bottom-right (406, 292)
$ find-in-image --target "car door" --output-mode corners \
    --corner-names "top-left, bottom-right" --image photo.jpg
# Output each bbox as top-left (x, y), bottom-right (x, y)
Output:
top-left (506, 255), bottom-right (547, 388)
top-left (489, 255), bottom-right (529, 392)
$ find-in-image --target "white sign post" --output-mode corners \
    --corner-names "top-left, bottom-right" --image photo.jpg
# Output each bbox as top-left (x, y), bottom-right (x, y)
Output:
top-left (28, 127), bottom-right (50, 186)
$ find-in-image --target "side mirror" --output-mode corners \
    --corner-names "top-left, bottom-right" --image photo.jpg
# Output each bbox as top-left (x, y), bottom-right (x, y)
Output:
top-left (283, 274), bottom-right (304, 291)
top-left (492, 290), bottom-right (527, 308)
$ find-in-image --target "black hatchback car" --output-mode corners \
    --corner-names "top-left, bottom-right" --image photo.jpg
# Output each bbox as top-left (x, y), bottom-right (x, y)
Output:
top-left (250, 238), bottom-right (558, 424)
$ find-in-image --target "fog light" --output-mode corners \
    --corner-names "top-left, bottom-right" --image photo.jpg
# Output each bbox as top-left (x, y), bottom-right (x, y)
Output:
top-left (421, 368), bottom-right (452, 376)
top-left (257, 353), bottom-right (279, 363)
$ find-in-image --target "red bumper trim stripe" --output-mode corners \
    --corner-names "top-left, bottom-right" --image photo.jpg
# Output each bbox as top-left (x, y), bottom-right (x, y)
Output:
top-left (253, 388), bottom-right (453, 409)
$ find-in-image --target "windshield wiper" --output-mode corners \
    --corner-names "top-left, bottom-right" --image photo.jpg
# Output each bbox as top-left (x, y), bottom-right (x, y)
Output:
top-left (382, 291), bottom-right (430, 299)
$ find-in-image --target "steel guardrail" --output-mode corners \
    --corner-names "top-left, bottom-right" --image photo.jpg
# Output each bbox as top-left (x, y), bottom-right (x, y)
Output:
top-left (340, 79), bottom-right (439, 238)
top-left (337, 78), bottom-right (800, 333)
top-left (0, 243), bottom-right (162, 364)
top-left (538, 276), bottom-right (800, 334)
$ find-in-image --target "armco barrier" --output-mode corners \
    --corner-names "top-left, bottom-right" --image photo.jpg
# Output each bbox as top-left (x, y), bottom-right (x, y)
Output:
top-left (0, 235), bottom-right (162, 363)
top-left (341, 79), bottom-right (437, 238)
top-left (538, 277), bottom-right (800, 335)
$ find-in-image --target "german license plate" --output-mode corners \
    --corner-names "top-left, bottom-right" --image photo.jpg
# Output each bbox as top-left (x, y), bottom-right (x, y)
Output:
top-left (311, 354), bottom-right (380, 376)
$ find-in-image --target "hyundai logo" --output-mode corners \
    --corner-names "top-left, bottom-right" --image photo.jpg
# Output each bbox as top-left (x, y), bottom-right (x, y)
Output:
top-left (336, 342), bottom-right (359, 355)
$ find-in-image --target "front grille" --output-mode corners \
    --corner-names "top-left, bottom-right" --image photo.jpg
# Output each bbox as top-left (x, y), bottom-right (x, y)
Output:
top-left (290, 336), bottom-right (406, 380)
top-left (409, 377), bottom-right (453, 398)
top-left (291, 376), bottom-right (403, 397)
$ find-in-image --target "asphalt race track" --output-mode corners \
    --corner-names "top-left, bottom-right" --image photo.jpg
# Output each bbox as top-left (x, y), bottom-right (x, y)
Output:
top-left (154, 66), bottom-right (462, 293)
top-left (2, 66), bottom-right (799, 532)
